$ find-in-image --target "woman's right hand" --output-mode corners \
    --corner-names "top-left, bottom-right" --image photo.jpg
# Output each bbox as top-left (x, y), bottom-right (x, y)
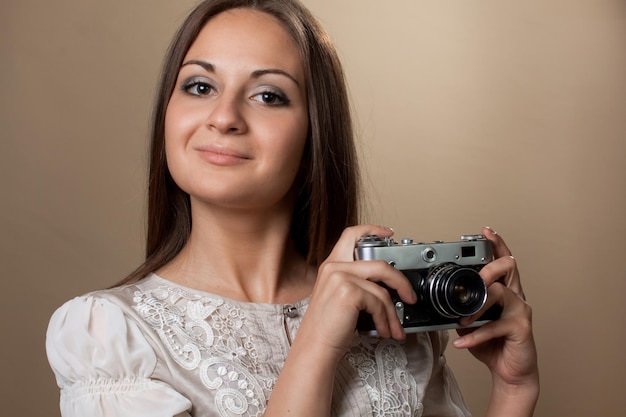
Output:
top-left (299, 224), bottom-right (417, 359)
top-left (265, 225), bottom-right (416, 417)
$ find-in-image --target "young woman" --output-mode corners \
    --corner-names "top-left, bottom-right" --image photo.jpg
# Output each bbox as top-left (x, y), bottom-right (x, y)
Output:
top-left (46, 1), bottom-right (539, 416)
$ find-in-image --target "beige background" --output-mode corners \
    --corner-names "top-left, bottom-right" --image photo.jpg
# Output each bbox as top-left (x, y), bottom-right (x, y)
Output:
top-left (2, 0), bottom-right (625, 416)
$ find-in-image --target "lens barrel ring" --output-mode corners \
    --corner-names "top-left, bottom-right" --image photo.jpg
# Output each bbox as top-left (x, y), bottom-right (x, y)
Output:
top-left (427, 263), bottom-right (487, 318)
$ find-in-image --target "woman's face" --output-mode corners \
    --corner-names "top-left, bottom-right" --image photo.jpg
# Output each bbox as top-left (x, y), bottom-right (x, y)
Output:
top-left (165, 8), bottom-right (308, 211)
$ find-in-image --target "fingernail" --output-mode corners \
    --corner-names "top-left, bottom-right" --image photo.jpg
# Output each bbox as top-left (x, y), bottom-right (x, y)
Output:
top-left (379, 225), bottom-right (394, 233)
top-left (485, 226), bottom-right (497, 235)
top-left (452, 337), bottom-right (466, 348)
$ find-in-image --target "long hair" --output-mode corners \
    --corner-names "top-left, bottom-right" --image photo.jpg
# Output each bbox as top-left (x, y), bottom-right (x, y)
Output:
top-left (117, 0), bottom-right (359, 286)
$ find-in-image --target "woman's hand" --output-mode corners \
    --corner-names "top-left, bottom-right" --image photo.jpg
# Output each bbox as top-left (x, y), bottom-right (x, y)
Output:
top-left (453, 226), bottom-right (539, 416)
top-left (300, 224), bottom-right (417, 357)
top-left (264, 225), bottom-right (416, 417)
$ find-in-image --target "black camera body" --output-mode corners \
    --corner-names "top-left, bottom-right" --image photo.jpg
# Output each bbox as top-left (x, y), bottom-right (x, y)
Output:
top-left (354, 234), bottom-right (501, 334)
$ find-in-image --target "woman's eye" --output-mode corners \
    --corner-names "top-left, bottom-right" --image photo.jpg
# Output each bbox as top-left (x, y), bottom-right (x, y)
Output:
top-left (252, 90), bottom-right (290, 106)
top-left (181, 79), bottom-right (215, 96)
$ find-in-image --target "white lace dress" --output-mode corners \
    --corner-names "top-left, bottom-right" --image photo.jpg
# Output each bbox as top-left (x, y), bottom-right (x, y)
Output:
top-left (46, 274), bottom-right (471, 417)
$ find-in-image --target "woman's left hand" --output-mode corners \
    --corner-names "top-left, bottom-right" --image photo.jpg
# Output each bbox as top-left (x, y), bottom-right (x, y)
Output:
top-left (453, 226), bottom-right (539, 415)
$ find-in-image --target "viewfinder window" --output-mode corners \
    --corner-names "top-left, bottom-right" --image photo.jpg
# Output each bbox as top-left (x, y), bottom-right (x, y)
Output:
top-left (461, 246), bottom-right (476, 258)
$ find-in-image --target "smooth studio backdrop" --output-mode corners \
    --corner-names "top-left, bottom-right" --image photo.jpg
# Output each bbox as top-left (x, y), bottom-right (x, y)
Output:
top-left (2, 0), bottom-right (625, 416)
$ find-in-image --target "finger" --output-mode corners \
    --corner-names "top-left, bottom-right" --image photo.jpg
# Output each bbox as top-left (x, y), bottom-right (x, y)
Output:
top-left (326, 224), bottom-right (395, 263)
top-left (481, 226), bottom-right (526, 299)
top-left (454, 285), bottom-right (532, 349)
top-left (350, 277), bottom-right (407, 340)
top-left (460, 281), bottom-right (528, 326)
top-left (321, 260), bottom-right (417, 304)
top-left (323, 269), bottom-right (406, 340)
top-left (482, 226), bottom-right (512, 259)
top-left (479, 256), bottom-right (524, 298)
top-left (358, 260), bottom-right (418, 305)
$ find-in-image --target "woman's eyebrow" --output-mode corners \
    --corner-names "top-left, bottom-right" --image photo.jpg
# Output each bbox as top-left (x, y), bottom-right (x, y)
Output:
top-left (181, 59), bottom-right (300, 87)
top-left (181, 59), bottom-right (214, 72)
top-left (251, 69), bottom-right (300, 87)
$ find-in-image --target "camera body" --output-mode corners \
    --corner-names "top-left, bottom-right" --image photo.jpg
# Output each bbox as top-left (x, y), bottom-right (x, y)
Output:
top-left (354, 234), bottom-right (501, 334)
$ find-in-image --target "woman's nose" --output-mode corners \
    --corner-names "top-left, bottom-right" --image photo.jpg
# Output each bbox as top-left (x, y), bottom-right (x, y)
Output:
top-left (205, 93), bottom-right (247, 134)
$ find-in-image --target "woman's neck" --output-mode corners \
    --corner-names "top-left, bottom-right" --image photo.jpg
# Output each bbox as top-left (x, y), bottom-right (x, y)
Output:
top-left (157, 201), bottom-right (315, 304)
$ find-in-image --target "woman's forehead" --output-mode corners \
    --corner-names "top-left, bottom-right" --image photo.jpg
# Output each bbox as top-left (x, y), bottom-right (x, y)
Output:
top-left (183, 8), bottom-right (305, 80)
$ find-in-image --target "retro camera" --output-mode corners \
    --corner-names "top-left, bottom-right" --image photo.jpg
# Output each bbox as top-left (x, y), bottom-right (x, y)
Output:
top-left (355, 234), bottom-right (501, 334)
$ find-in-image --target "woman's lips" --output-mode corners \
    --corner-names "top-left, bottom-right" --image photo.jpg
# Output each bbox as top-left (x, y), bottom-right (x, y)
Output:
top-left (195, 146), bottom-right (251, 166)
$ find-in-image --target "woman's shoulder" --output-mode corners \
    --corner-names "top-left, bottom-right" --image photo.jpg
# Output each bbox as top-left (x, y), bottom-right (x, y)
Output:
top-left (45, 278), bottom-right (162, 386)
top-left (47, 273), bottom-right (179, 317)
top-left (44, 273), bottom-right (229, 381)
top-left (45, 278), bottom-right (194, 416)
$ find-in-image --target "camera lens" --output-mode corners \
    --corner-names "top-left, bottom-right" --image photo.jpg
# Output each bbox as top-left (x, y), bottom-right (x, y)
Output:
top-left (453, 282), bottom-right (471, 304)
top-left (427, 263), bottom-right (487, 318)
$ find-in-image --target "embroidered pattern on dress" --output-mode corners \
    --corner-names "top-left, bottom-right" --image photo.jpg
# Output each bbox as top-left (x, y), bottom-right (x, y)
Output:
top-left (346, 338), bottom-right (423, 417)
top-left (133, 286), bottom-right (274, 417)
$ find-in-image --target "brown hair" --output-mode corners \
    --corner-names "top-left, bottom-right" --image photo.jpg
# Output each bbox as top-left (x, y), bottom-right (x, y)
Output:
top-left (117, 0), bottom-right (359, 286)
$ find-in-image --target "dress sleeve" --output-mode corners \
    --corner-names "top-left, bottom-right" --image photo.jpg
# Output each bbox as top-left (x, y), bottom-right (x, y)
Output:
top-left (46, 295), bottom-right (192, 417)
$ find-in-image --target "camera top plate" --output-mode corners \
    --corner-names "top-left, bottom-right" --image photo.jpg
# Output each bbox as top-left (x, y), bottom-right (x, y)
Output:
top-left (355, 234), bottom-right (492, 270)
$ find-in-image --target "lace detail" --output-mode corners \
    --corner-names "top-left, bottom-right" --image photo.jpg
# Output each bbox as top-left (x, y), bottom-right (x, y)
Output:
top-left (346, 338), bottom-right (423, 417)
top-left (133, 286), bottom-right (274, 417)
